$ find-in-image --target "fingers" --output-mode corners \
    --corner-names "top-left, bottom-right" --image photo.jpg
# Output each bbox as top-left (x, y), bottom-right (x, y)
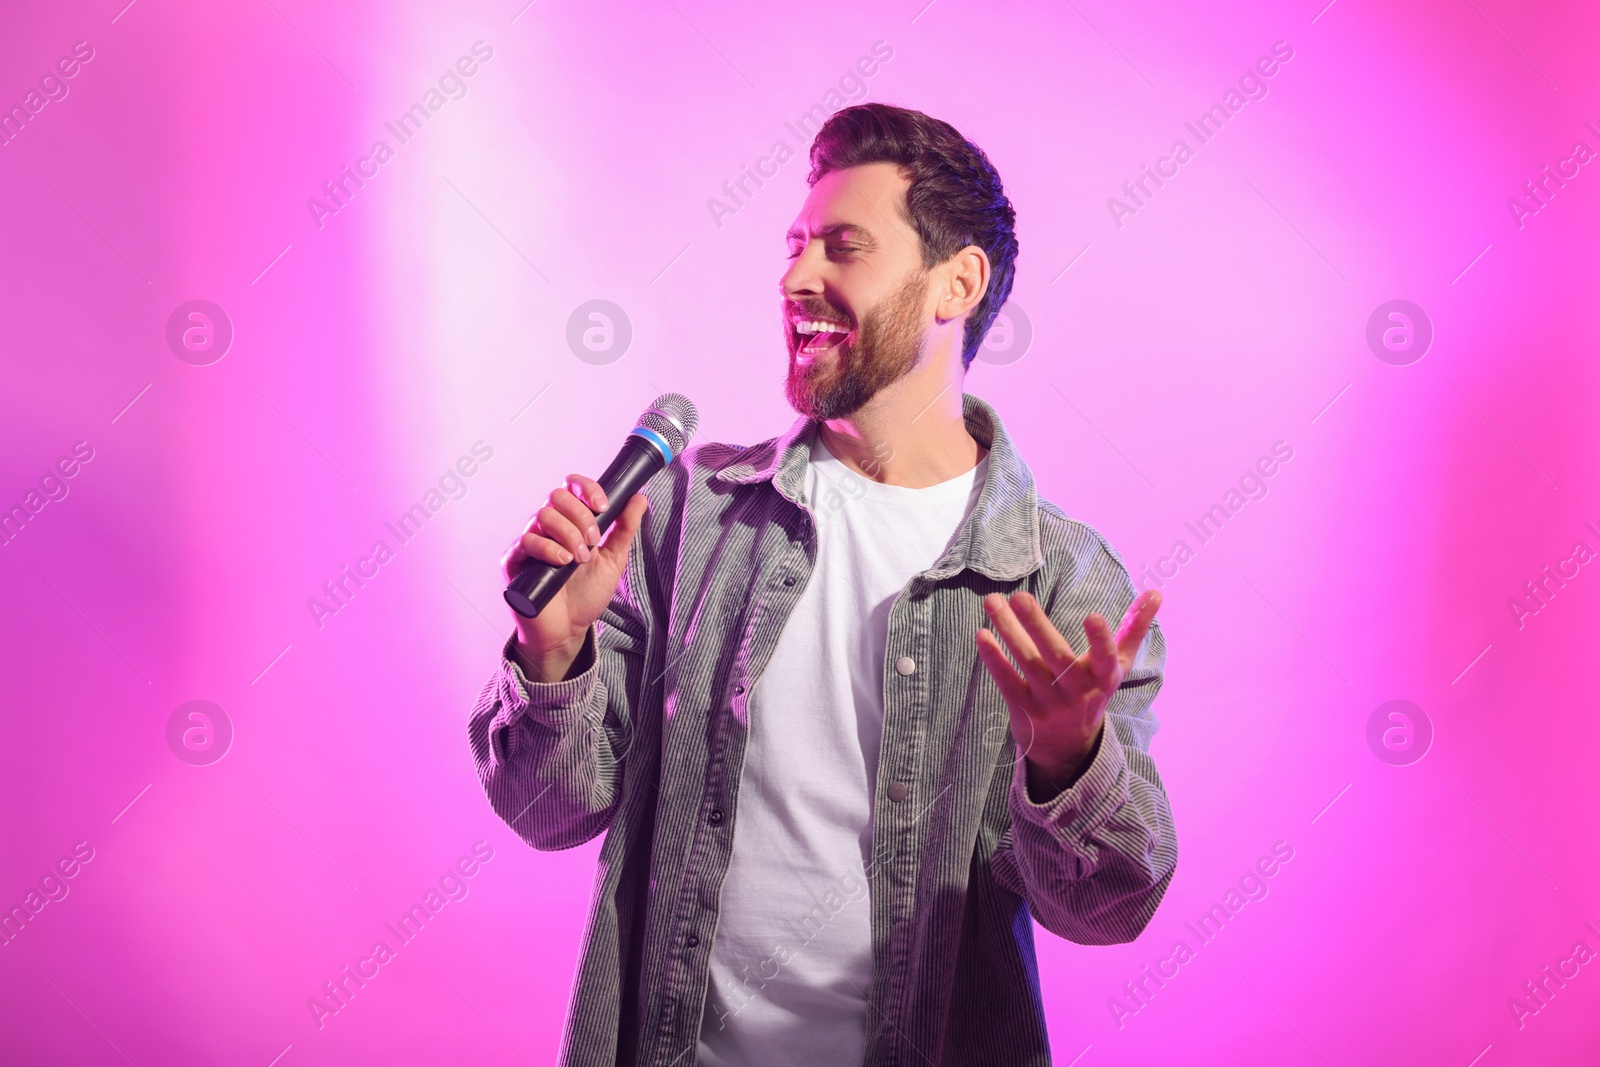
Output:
top-left (987, 589), bottom-right (1155, 689)
top-left (501, 487), bottom-right (647, 583)
top-left (565, 473), bottom-right (609, 513)
top-left (521, 525), bottom-right (578, 566)
top-left (551, 486), bottom-right (602, 548)
top-left (977, 630), bottom-right (1041, 761)
top-left (982, 593), bottom-right (1057, 692)
top-left (1083, 613), bottom-right (1118, 677)
top-left (1009, 592), bottom-right (1078, 680)
top-left (1115, 589), bottom-right (1163, 661)
top-left (975, 629), bottom-right (1029, 709)
top-left (502, 527), bottom-right (571, 582)
top-left (536, 485), bottom-right (604, 562)
top-left (501, 478), bottom-right (608, 580)
top-left (534, 504), bottom-right (592, 564)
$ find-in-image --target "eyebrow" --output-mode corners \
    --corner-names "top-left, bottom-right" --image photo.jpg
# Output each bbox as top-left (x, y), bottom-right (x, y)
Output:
top-left (785, 222), bottom-right (878, 247)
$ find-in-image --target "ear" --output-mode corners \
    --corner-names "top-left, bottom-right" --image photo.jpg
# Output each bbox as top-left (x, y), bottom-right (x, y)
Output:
top-left (935, 245), bottom-right (991, 324)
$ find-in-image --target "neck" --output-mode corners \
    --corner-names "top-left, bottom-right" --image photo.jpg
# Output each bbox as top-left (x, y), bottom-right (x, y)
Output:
top-left (819, 372), bottom-right (985, 488)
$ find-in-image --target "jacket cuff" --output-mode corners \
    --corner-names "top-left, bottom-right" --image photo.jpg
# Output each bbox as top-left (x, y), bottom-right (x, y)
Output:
top-left (499, 628), bottom-right (600, 729)
top-left (1010, 719), bottom-right (1133, 850)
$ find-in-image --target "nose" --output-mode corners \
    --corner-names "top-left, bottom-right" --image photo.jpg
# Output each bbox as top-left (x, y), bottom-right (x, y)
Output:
top-left (780, 243), bottom-right (825, 303)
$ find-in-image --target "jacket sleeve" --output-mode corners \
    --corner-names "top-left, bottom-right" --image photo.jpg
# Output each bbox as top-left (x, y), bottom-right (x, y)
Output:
top-left (995, 540), bottom-right (1178, 945)
top-left (466, 532), bottom-right (655, 852)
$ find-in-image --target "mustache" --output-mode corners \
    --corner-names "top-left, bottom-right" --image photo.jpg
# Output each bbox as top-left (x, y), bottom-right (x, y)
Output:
top-left (785, 301), bottom-right (853, 326)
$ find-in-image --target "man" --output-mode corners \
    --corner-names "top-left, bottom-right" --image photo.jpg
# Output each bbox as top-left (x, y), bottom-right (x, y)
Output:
top-left (469, 103), bottom-right (1177, 1066)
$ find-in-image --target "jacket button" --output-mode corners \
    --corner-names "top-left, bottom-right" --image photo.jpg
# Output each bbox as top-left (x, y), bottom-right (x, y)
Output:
top-left (887, 782), bottom-right (909, 803)
top-left (783, 575), bottom-right (796, 586)
top-left (709, 808), bottom-right (724, 824)
top-left (686, 934), bottom-right (700, 947)
top-left (895, 656), bottom-right (916, 676)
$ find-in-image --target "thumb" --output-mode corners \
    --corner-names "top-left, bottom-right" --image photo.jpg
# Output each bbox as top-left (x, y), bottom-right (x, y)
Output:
top-left (596, 492), bottom-right (648, 567)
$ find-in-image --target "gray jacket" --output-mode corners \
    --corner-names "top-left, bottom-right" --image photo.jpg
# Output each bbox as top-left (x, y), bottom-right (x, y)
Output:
top-left (468, 392), bottom-right (1177, 1066)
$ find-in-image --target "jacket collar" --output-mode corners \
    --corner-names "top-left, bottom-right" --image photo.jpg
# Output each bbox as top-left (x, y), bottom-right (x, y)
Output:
top-left (710, 392), bottom-right (1043, 582)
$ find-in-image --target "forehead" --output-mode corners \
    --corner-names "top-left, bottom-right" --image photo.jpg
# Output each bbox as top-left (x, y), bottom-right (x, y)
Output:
top-left (787, 161), bottom-right (914, 240)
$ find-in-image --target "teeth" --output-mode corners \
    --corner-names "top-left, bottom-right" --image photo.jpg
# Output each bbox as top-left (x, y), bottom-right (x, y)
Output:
top-left (794, 319), bottom-right (849, 335)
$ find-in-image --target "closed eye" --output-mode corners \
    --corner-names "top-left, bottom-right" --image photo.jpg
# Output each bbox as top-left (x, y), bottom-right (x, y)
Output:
top-left (787, 242), bottom-right (858, 260)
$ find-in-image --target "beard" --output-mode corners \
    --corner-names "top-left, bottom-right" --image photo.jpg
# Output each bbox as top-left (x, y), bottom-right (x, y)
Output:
top-left (784, 269), bottom-right (929, 421)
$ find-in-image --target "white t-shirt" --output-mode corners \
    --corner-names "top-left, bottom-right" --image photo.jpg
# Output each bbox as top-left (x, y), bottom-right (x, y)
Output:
top-left (697, 435), bottom-right (987, 1067)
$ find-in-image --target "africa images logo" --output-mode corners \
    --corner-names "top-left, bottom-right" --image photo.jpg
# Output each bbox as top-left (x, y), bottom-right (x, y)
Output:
top-left (705, 40), bottom-right (894, 230)
top-left (0, 39), bottom-right (96, 149)
top-left (1106, 40), bottom-right (1296, 228)
top-left (305, 41), bottom-right (495, 230)
top-left (166, 300), bottom-right (234, 366)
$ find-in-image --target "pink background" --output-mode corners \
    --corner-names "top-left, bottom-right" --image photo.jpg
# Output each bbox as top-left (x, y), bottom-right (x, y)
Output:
top-left (2, 0), bottom-right (1597, 1063)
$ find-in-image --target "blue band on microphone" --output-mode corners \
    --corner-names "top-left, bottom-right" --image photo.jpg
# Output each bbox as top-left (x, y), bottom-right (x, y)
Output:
top-left (629, 426), bottom-right (673, 464)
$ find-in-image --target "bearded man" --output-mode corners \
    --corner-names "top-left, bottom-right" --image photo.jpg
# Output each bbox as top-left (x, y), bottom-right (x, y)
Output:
top-left (470, 102), bottom-right (1177, 1067)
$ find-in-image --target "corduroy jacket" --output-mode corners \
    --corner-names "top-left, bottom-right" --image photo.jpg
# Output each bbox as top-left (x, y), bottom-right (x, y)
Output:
top-left (469, 392), bottom-right (1177, 1066)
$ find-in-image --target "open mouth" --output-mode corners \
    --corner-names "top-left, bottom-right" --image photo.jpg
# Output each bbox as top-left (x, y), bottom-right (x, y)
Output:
top-left (793, 318), bottom-right (852, 361)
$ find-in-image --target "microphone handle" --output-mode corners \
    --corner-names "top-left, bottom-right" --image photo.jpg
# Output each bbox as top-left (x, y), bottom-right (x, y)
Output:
top-left (503, 434), bottom-right (666, 619)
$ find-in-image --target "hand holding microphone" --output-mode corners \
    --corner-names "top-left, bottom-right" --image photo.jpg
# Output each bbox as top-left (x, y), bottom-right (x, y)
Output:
top-left (501, 394), bottom-right (697, 682)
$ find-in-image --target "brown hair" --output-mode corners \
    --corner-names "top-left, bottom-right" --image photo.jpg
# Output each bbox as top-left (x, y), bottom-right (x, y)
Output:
top-left (807, 103), bottom-right (1018, 368)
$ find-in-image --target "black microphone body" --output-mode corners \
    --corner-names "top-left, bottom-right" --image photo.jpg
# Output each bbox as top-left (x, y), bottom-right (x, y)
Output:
top-left (504, 395), bottom-right (697, 619)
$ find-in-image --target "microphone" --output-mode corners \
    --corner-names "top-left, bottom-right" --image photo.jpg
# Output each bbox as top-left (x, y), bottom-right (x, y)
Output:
top-left (504, 393), bottom-right (699, 619)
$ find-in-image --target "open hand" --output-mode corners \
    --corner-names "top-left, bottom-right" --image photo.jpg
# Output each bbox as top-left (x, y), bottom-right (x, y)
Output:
top-left (975, 589), bottom-right (1163, 799)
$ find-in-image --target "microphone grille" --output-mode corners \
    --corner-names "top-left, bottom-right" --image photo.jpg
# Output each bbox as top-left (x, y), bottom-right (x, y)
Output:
top-left (638, 393), bottom-right (699, 457)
